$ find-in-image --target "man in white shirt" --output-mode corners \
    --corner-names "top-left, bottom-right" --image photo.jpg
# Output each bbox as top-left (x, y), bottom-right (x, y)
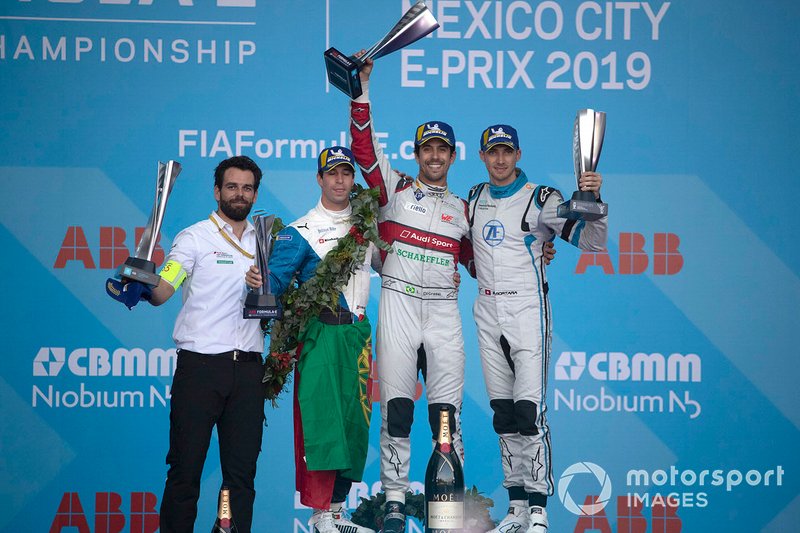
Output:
top-left (106, 155), bottom-right (266, 533)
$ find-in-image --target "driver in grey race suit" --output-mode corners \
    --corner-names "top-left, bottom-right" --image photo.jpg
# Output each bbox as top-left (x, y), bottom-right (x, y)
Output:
top-left (349, 54), bottom-right (471, 533)
top-left (467, 125), bottom-right (607, 533)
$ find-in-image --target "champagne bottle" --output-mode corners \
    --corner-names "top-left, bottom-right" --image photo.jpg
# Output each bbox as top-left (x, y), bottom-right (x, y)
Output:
top-left (424, 406), bottom-right (465, 533)
top-left (211, 487), bottom-right (238, 533)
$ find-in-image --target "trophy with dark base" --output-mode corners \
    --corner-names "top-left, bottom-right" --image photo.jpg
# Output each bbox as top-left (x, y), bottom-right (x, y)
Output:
top-left (243, 212), bottom-right (282, 320)
top-left (117, 160), bottom-right (181, 286)
top-left (324, 0), bottom-right (440, 98)
top-left (557, 109), bottom-right (609, 221)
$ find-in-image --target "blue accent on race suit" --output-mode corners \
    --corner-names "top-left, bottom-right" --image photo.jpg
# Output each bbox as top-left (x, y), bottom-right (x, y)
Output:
top-left (524, 232), bottom-right (553, 493)
top-left (571, 220), bottom-right (586, 246)
top-left (488, 171), bottom-right (528, 199)
top-left (267, 226), bottom-right (349, 311)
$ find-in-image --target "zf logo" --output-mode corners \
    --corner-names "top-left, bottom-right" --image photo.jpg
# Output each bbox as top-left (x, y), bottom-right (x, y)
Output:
top-left (482, 220), bottom-right (505, 246)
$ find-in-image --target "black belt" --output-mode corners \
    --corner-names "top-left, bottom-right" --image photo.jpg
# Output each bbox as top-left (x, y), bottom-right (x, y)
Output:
top-left (179, 349), bottom-right (262, 363)
top-left (318, 307), bottom-right (354, 325)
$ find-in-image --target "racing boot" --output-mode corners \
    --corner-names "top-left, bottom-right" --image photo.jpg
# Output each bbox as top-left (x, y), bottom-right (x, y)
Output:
top-left (309, 509), bottom-right (340, 533)
top-left (526, 506), bottom-right (548, 533)
top-left (332, 508), bottom-right (375, 533)
top-left (486, 502), bottom-right (529, 533)
top-left (381, 501), bottom-right (406, 533)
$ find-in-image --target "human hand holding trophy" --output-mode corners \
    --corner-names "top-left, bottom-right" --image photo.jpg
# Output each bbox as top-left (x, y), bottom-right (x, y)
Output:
top-left (324, 0), bottom-right (439, 98)
top-left (106, 160), bottom-right (181, 309)
top-left (243, 211), bottom-right (282, 320)
top-left (557, 109), bottom-right (609, 221)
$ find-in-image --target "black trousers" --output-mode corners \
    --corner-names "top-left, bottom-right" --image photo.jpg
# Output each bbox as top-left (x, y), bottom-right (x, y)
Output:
top-left (159, 350), bottom-right (265, 533)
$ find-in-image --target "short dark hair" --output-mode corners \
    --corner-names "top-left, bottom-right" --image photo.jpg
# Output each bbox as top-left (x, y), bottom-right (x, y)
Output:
top-left (413, 143), bottom-right (456, 157)
top-left (214, 155), bottom-right (263, 190)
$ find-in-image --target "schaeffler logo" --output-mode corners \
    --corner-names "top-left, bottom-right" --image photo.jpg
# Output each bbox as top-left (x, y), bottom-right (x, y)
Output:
top-left (555, 351), bottom-right (702, 382)
top-left (33, 347), bottom-right (176, 377)
top-left (558, 462), bottom-right (613, 515)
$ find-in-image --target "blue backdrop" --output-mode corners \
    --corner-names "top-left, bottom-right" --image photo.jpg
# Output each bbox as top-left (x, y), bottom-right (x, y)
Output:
top-left (1, 1), bottom-right (798, 531)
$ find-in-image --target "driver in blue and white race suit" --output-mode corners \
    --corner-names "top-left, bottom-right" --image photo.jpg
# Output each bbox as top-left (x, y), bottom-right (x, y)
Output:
top-left (467, 125), bottom-right (607, 533)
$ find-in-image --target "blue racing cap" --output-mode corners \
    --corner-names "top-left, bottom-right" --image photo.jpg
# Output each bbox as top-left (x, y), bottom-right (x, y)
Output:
top-left (318, 146), bottom-right (356, 173)
top-left (480, 124), bottom-right (519, 152)
top-left (414, 121), bottom-right (456, 147)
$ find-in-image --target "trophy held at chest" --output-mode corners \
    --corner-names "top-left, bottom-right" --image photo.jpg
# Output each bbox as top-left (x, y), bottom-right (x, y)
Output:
top-left (243, 212), bottom-right (282, 320)
top-left (117, 160), bottom-right (181, 286)
top-left (324, 1), bottom-right (440, 98)
top-left (557, 109), bottom-right (609, 221)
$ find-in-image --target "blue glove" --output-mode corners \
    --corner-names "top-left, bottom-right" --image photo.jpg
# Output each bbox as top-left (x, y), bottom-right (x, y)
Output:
top-left (105, 278), bottom-right (152, 310)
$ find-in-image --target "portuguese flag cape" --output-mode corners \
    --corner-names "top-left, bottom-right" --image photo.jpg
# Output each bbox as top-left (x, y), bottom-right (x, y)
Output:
top-left (293, 315), bottom-right (372, 509)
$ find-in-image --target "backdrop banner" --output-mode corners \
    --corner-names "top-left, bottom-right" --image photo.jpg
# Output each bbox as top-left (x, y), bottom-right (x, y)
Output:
top-left (1, 1), bottom-right (798, 531)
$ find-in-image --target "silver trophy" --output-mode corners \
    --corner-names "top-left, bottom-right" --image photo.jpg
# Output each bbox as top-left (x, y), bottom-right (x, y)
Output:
top-left (324, 1), bottom-right (439, 98)
top-left (557, 109), bottom-right (609, 221)
top-left (243, 212), bottom-right (282, 319)
top-left (117, 160), bottom-right (181, 286)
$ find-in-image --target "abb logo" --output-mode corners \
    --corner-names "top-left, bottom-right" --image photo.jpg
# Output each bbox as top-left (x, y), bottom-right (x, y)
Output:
top-left (50, 492), bottom-right (158, 533)
top-left (576, 233), bottom-right (683, 275)
top-left (54, 226), bottom-right (164, 269)
top-left (572, 495), bottom-right (682, 533)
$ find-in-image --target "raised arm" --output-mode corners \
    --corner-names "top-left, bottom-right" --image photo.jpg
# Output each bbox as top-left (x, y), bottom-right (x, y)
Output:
top-left (349, 53), bottom-right (408, 207)
top-left (537, 174), bottom-right (607, 251)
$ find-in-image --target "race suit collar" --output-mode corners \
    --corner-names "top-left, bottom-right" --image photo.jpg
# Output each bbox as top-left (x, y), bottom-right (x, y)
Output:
top-left (315, 199), bottom-right (352, 223)
top-left (488, 168), bottom-right (527, 198)
top-left (415, 178), bottom-right (448, 197)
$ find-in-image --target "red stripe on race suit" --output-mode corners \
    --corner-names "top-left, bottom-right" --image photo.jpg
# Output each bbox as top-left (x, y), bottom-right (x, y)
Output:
top-left (458, 198), bottom-right (474, 271)
top-left (380, 220), bottom-right (462, 260)
top-left (350, 101), bottom-right (389, 207)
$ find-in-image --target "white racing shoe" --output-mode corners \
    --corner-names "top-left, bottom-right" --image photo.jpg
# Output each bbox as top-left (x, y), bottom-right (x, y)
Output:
top-left (527, 506), bottom-right (548, 533)
top-left (310, 510), bottom-right (340, 533)
top-left (332, 509), bottom-right (375, 533)
top-left (486, 504), bottom-right (529, 533)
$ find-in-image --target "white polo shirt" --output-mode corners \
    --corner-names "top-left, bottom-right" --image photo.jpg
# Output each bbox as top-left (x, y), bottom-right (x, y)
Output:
top-left (166, 211), bottom-right (263, 354)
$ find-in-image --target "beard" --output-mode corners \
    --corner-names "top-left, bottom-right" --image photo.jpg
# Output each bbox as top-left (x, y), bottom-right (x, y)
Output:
top-left (219, 197), bottom-right (253, 221)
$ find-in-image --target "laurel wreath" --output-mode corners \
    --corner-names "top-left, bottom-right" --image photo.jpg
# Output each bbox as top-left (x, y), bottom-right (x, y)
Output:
top-left (261, 184), bottom-right (389, 405)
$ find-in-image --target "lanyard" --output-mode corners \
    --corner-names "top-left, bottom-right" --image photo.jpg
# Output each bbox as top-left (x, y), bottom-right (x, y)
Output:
top-left (208, 214), bottom-right (255, 260)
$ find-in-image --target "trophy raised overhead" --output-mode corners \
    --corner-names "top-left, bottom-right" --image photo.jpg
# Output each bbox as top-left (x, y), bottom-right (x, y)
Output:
top-left (324, 1), bottom-right (439, 98)
top-left (243, 212), bottom-right (282, 320)
top-left (117, 160), bottom-right (181, 286)
top-left (557, 109), bottom-right (609, 221)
